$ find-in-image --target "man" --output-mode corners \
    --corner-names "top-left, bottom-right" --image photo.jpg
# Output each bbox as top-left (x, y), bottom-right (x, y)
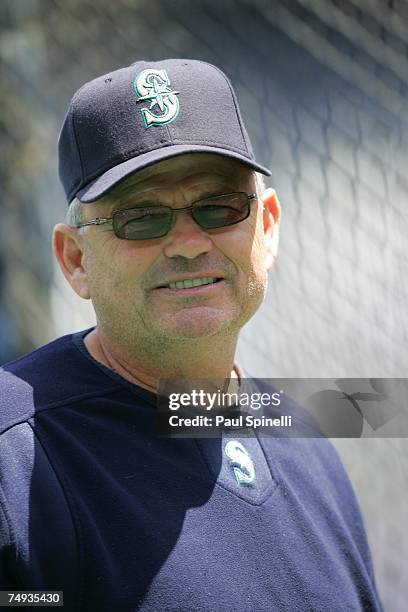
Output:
top-left (0, 59), bottom-right (382, 610)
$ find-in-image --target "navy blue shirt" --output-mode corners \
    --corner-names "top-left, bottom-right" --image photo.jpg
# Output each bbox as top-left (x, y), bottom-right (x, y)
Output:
top-left (0, 330), bottom-right (382, 611)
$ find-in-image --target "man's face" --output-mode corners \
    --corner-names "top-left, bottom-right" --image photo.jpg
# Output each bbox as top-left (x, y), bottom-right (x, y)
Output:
top-left (76, 154), bottom-right (278, 350)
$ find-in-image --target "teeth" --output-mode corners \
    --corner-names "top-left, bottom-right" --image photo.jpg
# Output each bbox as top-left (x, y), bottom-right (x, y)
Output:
top-left (168, 277), bottom-right (216, 290)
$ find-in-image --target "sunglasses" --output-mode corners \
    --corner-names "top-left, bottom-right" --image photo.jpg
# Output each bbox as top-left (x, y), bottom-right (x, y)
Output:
top-left (74, 192), bottom-right (257, 240)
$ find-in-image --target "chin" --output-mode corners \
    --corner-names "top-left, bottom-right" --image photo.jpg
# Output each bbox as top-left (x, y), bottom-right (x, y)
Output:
top-left (157, 307), bottom-right (238, 339)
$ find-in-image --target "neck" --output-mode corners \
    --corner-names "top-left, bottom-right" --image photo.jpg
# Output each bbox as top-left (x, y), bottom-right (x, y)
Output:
top-left (84, 326), bottom-right (239, 393)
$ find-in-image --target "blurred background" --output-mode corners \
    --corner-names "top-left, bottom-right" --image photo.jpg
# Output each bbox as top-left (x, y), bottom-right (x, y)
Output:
top-left (1, 0), bottom-right (407, 609)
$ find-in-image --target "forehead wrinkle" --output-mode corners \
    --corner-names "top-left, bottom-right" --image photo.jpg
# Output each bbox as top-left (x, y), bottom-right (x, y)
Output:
top-left (123, 154), bottom-right (252, 192)
top-left (114, 179), bottom-right (252, 215)
top-left (84, 158), bottom-right (255, 218)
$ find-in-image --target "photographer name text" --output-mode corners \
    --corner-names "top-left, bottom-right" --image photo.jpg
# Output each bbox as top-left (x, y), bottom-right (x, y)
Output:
top-left (168, 414), bottom-right (292, 429)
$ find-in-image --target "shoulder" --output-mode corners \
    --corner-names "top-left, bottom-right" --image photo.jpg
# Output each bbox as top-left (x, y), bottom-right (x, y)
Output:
top-left (0, 330), bottom-right (104, 434)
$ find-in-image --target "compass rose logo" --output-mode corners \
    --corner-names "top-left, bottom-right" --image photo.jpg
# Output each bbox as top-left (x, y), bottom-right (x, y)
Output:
top-left (133, 68), bottom-right (180, 128)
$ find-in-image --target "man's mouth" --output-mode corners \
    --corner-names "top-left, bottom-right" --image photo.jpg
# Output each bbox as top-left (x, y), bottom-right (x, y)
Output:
top-left (156, 276), bottom-right (225, 291)
top-left (164, 277), bottom-right (221, 290)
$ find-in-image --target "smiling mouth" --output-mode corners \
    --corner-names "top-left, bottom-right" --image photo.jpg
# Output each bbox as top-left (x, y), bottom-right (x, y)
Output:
top-left (159, 277), bottom-right (223, 290)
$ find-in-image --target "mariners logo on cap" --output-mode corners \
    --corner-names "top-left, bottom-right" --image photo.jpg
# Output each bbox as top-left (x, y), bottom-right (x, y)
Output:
top-left (133, 68), bottom-right (180, 128)
top-left (224, 440), bottom-right (255, 485)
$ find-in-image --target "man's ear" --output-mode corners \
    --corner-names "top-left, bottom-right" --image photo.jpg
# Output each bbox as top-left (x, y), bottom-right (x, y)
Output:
top-left (52, 224), bottom-right (91, 299)
top-left (261, 188), bottom-right (281, 271)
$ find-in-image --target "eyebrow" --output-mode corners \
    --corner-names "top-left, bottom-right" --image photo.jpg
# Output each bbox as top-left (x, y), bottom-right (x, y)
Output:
top-left (109, 189), bottom-right (237, 212)
top-left (113, 198), bottom-right (162, 211)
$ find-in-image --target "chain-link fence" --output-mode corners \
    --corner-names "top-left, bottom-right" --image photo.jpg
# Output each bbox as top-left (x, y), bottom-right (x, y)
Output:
top-left (1, 1), bottom-right (407, 609)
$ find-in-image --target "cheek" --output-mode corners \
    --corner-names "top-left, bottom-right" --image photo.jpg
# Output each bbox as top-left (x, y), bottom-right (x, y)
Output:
top-left (218, 215), bottom-right (267, 276)
top-left (84, 241), bottom-right (162, 305)
top-left (251, 231), bottom-right (269, 269)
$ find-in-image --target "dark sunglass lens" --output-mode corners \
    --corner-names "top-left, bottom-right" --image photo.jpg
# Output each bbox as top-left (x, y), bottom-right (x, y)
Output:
top-left (113, 208), bottom-right (172, 239)
top-left (193, 194), bottom-right (249, 229)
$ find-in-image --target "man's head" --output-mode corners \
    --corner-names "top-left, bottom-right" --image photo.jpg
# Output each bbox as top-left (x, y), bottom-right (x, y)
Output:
top-left (54, 59), bottom-right (280, 364)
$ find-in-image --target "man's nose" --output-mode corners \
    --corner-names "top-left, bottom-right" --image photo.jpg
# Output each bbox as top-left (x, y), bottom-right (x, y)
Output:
top-left (162, 211), bottom-right (213, 259)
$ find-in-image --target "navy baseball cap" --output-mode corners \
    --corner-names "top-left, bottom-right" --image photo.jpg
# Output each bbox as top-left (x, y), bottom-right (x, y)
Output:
top-left (58, 58), bottom-right (271, 204)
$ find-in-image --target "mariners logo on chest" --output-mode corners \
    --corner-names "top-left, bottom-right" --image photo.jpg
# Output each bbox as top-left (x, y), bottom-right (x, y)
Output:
top-left (224, 440), bottom-right (256, 485)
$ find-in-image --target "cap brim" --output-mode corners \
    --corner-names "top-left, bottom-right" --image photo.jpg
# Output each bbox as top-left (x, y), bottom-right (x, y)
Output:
top-left (76, 144), bottom-right (271, 203)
